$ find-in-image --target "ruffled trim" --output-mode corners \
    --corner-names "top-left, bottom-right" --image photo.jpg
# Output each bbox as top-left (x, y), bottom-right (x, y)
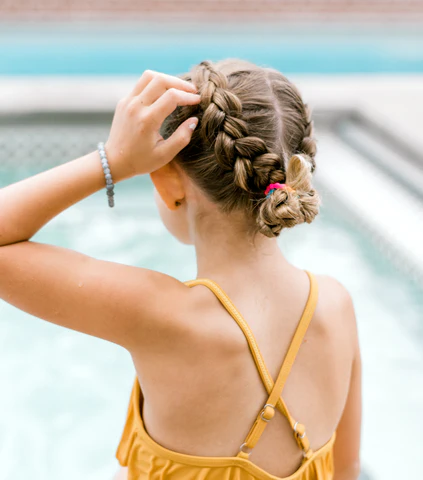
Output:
top-left (116, 376), bottom-right (140, 466)
top-left (116, 376), bottom-right (336, 480)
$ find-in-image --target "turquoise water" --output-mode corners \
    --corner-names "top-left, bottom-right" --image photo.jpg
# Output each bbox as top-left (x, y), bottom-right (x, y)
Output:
top-left (0, 169), bottom-right (422, 480)
top-left (1, 22), bottom-right (423, 74)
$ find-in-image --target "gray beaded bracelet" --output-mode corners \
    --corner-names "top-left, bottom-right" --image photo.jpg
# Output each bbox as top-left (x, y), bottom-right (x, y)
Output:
top-left (97, 142), bottom-right (115, 208)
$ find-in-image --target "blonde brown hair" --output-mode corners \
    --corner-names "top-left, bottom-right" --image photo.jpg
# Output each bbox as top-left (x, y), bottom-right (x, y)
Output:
top-left (161, 58), bottom-right (320, 238)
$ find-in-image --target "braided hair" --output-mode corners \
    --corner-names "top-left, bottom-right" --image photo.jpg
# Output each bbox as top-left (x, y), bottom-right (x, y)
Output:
top-left (160, 59), bottom-right (320, 238)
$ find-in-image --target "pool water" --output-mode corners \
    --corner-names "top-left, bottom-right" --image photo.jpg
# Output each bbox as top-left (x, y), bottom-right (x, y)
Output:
top-left (0, 171), bottom-right (422, 480)
top-left (1, 22), bottom-right (423, 75)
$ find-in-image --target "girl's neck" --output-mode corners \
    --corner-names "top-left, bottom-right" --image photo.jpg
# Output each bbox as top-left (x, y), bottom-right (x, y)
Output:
top-left (193, 227), bottom-right (292, 285)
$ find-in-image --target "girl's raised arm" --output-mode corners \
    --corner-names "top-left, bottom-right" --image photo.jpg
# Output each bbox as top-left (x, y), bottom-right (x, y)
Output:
top-left (0, 71), bottom-right (200, 350)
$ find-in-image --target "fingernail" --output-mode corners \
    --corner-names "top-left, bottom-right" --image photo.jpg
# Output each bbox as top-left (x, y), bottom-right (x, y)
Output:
top-left (188, 118), bottom-right (198, 130)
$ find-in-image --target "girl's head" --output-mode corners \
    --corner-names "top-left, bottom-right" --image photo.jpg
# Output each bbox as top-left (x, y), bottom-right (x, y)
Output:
top-left (151, 58), bottom-right (320, 244)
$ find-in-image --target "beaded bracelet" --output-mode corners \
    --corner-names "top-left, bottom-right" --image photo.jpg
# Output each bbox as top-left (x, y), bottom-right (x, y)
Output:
top-left (97, 142), bottom-right (115, 208)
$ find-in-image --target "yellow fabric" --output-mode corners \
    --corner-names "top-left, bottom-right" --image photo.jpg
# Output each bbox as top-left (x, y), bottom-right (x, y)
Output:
top-left (116, 270), bottom-right (336, 479)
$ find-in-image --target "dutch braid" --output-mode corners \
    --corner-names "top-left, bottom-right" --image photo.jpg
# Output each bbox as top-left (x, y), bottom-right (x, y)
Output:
top-left (192, 61), bottom-right (285, 194)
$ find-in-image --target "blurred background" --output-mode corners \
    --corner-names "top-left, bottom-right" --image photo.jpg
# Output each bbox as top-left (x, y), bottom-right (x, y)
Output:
top-left (0, 1), bottom-right (422, 480)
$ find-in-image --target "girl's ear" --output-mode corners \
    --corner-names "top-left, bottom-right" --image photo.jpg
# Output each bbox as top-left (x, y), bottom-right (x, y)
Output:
top-left (150, 161), bottom-right (185, 211)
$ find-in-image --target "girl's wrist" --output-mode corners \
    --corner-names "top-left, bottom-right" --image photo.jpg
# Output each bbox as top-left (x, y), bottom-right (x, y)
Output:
top-left (103, 142), bottom-right (138, 184)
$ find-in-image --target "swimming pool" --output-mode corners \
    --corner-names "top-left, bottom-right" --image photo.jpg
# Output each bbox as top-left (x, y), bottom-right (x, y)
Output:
top-left (0, 160), bottom-right (422, 479)
top-left (1, 21), bottom-right (423, 75)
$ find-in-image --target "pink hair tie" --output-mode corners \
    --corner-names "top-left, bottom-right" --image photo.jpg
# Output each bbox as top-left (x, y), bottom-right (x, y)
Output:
top-left (264, 183), bottom-right (296, 197)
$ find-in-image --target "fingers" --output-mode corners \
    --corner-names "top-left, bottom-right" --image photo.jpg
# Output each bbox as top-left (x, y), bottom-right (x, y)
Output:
top-left (130, 70), bottom-right (155, 97)
top-left (156, 117), bottom-right (199, 163)
top-left (138, 74), bottom-right (197, 106)
top-left (131, 70), bottom-right (197, 98)
top-left (137, 75), bottom-right (169, 106)
top-left (147, 88), bottom-right (201, 128)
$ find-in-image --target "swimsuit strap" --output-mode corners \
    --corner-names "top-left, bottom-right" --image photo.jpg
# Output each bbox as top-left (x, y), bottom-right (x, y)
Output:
top-left (184, 270), bottom-right (319, 460)
top-left (236, 270), bottom-right (318, 460)
top-left (184, 277), bottom-right (292, 420)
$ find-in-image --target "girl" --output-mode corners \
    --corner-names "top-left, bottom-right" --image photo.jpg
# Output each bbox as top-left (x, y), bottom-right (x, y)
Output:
top-left (0, 59), bottom-right (361, 480)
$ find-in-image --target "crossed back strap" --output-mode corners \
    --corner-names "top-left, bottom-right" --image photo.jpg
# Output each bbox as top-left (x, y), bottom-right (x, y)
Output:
top-left (184, 270), bottom-right (319, 461)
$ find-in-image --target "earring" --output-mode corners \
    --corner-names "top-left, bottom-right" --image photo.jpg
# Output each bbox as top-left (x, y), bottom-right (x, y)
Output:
top-left (175, 200), bottom-right (181, 207)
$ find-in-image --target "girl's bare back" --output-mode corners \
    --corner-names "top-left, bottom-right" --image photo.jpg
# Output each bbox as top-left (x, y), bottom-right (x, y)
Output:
top-left (114, 268), bottom-right (360, 479)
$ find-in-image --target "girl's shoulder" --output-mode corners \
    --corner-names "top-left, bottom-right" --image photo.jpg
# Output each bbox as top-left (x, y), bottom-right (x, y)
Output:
top-left (314, 274), bottom-right (357, 322)
top-left (312, 274), bottom-right (359, 355)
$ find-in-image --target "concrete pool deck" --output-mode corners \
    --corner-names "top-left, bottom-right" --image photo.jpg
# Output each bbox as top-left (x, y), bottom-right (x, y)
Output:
top-left (1, 73), bottom-right (422, 149)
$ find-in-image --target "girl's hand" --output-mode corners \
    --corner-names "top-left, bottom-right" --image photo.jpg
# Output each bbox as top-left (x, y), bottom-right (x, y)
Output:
top-left (105, 70), bottom-right (201, 180)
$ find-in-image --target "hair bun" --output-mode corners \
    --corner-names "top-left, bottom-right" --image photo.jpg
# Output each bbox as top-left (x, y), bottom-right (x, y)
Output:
top-left (257, 153), bottom-right (320, 237)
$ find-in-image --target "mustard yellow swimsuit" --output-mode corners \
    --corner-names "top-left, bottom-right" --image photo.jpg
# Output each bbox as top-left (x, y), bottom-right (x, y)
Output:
top-left (116, 270), bottom-right (336, 479)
